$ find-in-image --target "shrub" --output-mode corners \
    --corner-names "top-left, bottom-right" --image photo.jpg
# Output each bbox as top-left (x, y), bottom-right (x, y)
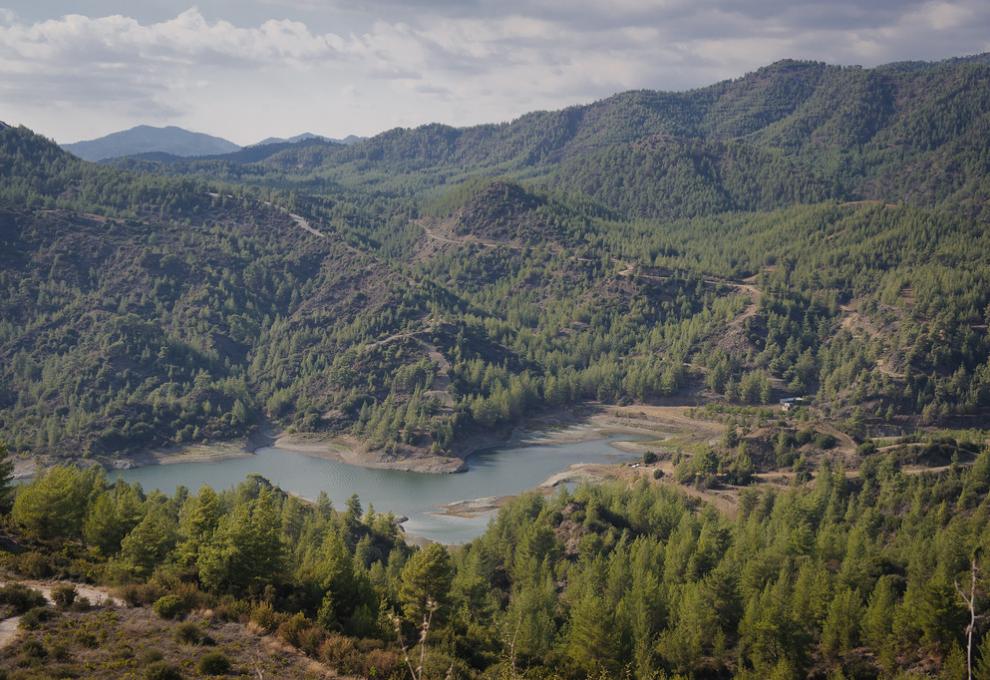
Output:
top-left (19, 606), bottom-right (56, 630)
top-left (153, 595), bottom-right (189, 620)
top-left (653, 468), bottom-right (664, 480)
top-left (139, 649), bottom-right (164, 664)
top-left (145, 661), bottom-right (183, 680)
top-left (175, 621), bottom-right (202, 645)
top-left (213, 596), bottom-right (249, 623)
top-left (320, 634), bottom-right (361, 673)
top-left (49, 642), bottom-right (71, 662)
top-left (249, 601), bottom-right (283, 633)
top-left (643, 451), bottom-right (659, 465)
top-left (0, 584), bottom-right (47, 614)
top-left (296, 625), bottom-right (324, 657)
top-left (814, 432), bottom-right (838, 449)
top-left (76, 630), bottom-right (99, 648)
top-left (363, 649), bottom-right (401, 678)
top-left (15, 552), bottom-right (52, 579)
top-left (198, 652), bottom-right (232, 675)
top-left (118, 582), bottom-right (164, 607)
top-left (51, 584), bottom-right (77, 609)
top-left (20, 639), bottom-right (47, 660)
top-left (276, 612), bottom-right (310, 647)
top-left (857, 440), bottom-right (878, 456)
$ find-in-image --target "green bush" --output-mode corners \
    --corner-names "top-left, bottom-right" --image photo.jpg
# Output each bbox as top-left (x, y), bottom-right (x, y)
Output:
top-left (15, 551), bottom-right (52, 578)
top-left (139, 649), bottom-right (164, 664)
top-left (363, 648), bottom-right (401, 679)
top-left (19, 606), bottom-right (56, 630)
top-left (198, 651), bottom-right (232, 675)
top-left (212, 596), bottom-right (249, 623)
top-left (49, 642), bottom-right (71, 662)
top-left (20, 639), bottom-right (46, 659)
top-left (249, 601), bottom-right (283, 633)
top-left (119, 582), bottom-right (164, 607)
top-left (857, 440), bottom-right (878, 456)
top-left (75, 630), bottom-right (99, 648)
top-left (145, 661), bottom-right (183, 680)
top-left (152, 594), bottom-right (188, 620)
top-left (643, 451), bottom-right (659, 465)
top-left (814, 432), bottom-right (838, 449)
top-left (276, 612), bottom-right (310, 647)
top-left (50, 584), bottom-right (76, 609)
top-left (0, 584), bottom-right (47, 614)
top-left (175, 621), bottom-right (202, 645)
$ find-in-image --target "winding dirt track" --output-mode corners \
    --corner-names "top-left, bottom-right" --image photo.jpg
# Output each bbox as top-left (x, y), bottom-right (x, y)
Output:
top-left (420, 220), bottom-right (523, 250)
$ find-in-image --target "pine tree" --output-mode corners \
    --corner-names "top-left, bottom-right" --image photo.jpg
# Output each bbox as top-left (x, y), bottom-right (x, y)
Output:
top-left (398, 543), bottom-right (453, 624)
top-left (565, 586), bottom-right (617, 676)
top-left (0, 442), bottom-right (14, 513)
top-left (120, 502), bottom-right (178, 578)
top-left (821, 587), bottom-right (863, 658)
top-left (12, 466), bottom-right (91, 540)
top-left (176, 486), bottom-right (222, 566)
top-left (862, 576), bottom-right (896, 652)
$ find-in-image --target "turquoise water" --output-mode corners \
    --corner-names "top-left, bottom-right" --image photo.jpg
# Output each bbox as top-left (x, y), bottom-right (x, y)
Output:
top-left (116, 433), bottom-right (641, 543)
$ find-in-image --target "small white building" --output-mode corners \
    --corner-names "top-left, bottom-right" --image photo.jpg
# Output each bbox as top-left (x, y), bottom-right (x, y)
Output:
top-left (779, 397), bottom-right (806, 412)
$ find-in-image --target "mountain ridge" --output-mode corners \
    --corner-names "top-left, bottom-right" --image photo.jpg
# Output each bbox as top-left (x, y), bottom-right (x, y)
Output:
top-left (62, 124), bottom-right (241, 161)
top-left (2, 52), bottom-right (990, 466)
top-left (252, 132), bottom-right (365, 147)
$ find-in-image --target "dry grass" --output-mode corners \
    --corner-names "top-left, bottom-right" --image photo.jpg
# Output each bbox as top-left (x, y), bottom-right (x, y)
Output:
top-left (0, 605), bottom-right (340, 679)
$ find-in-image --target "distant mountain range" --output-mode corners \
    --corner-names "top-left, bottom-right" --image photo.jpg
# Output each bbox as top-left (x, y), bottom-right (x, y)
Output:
top-left (252, 132), bottom-right (365, 147)
top-left (62, 125), bottom-right (366, 161)
top-left (62, 125), bottom-right (240, 161)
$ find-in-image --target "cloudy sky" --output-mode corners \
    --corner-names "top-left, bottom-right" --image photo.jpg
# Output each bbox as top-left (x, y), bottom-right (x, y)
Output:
top-left (1, 1), bottom-right (989, 145)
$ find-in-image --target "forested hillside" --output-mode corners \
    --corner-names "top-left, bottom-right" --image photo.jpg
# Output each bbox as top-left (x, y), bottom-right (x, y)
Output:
top-left (3, 440), bottom-right (990, 678)
top-left (3, 54), bottom-right (990, 466)
top-left (1, 51), bottom-right (990, 679)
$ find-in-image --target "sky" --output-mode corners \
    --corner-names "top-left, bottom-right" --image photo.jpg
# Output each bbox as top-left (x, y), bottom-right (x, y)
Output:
top-left (1, 1), bottom-right (989, 146)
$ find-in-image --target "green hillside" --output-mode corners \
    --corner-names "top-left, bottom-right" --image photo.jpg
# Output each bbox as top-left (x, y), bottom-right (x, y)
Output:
top-left (3, 55), bottom-right (990, 464)
top-left (1, 52), bottom-right (990, 680)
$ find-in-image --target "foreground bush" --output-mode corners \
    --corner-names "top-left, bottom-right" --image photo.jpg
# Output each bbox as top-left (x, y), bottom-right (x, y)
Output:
top-left (19, 606), bottom-right (56, 630)
top-left (0, 584), bottom-right (47, 614)
top-left (198, 651), bottom-right (232, 675)
top-left (50, 584), bottom-right (76, 609)
top-left (175, 621), bottom-right (203, 645)
top-left (153, 594), bottom-right (189, 620)
top-left (145, 661), bottom-right (183, 680)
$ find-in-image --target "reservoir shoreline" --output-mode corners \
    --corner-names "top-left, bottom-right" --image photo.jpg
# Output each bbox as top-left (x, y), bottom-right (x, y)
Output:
top-left (105, 403), bottom-right (664, 476)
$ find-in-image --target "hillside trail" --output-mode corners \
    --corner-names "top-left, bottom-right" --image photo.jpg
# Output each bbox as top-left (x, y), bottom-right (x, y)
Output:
top-left (284, 209), bottom-right (328, 240)
top-left (0, 579), bottom-right (124, 648)
top-left (617, 263), bottom-right (763, 322)
top-left (209, 191), bottom-right (359, 254)
top-left (420, 219), bottom-right (524, 250)
top-left (359, 325), bottom-right (454, 402)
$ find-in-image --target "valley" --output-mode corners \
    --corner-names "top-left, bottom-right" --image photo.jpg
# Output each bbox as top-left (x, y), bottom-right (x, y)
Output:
top-left (1, 50), bottom-right (990, 679)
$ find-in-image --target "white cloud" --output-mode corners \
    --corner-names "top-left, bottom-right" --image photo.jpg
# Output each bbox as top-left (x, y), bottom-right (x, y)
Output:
top-left (0, 2), bottom-right (987, 144)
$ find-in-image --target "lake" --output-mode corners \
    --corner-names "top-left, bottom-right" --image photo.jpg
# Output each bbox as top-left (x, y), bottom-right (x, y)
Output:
top-left (116, 432), bottom-right (642, 544)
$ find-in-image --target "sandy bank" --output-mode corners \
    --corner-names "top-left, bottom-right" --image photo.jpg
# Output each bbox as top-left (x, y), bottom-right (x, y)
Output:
top-left (109, 439), bottom-right (256, 470)
top-left (272, 433), bottom-right (467, 473)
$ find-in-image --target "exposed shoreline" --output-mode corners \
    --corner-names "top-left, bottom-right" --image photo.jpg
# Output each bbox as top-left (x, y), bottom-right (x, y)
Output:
top-left (105, 426), bottom-right (275, 471)
top-left (25, 403), bottom-right (715, 491)
top-left (96, 403), bottom-right (680, 477)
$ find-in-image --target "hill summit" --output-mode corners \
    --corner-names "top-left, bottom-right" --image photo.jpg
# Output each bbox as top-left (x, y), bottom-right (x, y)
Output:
top-left (62, 125), bottom-right (240, 161)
